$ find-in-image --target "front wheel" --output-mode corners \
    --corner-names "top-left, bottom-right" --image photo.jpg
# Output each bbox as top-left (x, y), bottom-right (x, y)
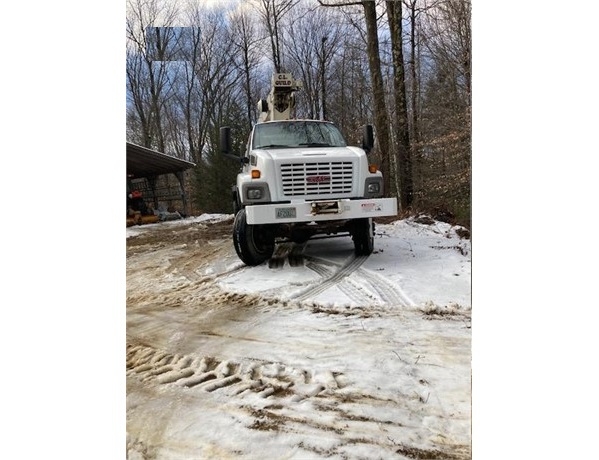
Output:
top-left (352, 218), bottom-right (374, 256)
top-left (233, 209), bottom-right (275, 266)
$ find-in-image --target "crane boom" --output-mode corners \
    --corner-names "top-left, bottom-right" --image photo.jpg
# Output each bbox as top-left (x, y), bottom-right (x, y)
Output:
top-left (257, 73), bottom-right (303, 122)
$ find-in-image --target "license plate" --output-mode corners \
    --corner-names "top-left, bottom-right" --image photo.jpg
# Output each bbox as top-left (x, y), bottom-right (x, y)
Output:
top-left (276, 207), bottom-right (296, 219)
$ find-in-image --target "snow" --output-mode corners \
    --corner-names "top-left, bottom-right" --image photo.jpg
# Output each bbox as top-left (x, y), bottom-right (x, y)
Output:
top-left (124, 214), bottom-right (473, 458)
top-left (126, 214), bottom-right (471, 308)
top-left (6, 208), bottom-right (596, 459)
top-left (217, 218), bottom-right (471, 309)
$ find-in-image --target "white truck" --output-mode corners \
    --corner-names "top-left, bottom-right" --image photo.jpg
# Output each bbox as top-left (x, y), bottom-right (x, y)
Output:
top-left (220, 73), bottom-right (398, 266)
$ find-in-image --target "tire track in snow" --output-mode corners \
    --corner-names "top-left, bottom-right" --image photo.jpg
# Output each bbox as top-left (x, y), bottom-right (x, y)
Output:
top-left (244, 378), bottom-right (471, 460)
top-left (356, 268), bottom-right (415, 307)
top-left (303, 260), bottom-right (377, 305)
top-left (290, 255), bottom-right (368, 301)
top-left (127, 343), bottom-right (347, 403)
top-left (297, 255), bottom-right (414, 308)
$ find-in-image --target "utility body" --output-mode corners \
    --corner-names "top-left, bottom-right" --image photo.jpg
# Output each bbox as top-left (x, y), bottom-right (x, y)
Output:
top-left (221, 73), bottom-right (398, 266)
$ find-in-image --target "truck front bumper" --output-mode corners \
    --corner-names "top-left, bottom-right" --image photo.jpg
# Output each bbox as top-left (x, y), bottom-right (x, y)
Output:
top-left (245, 197), bottom-right (398, 225)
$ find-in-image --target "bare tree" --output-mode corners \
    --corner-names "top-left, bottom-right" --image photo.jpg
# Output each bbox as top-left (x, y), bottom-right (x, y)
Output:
top-left (417, 0), bottom-right (471, 224)
top-left (386, 0), bottom-right (412, 209)
top-left (126, 0), bottom-right (179, 151)
top-left (175, 8), bottom-right (239, 164)
top-left (283, 3), bottom-right (345, 120)
top-left (330, 37), bottom-right (373, 138)
top-left (402, 0), bottom-right (428, 194)
top-left (401, 0), bottom-right (440, 201)
top-left (422, 0), bottom-right (471, 105)
top-left (230, 7), bottom-right (264, 129)
top-left (404, 0), bottom-right (434, 144)
top-left (362, 1), bottom-right (392, 196)
top-left (319, 0), bottom-right (392, 198)
top-left (253, 0), bottom-right (301, 72)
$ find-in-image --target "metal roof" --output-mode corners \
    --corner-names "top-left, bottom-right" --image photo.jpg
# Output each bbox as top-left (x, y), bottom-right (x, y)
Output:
top-left (127, 142), bottom-right (195, 179)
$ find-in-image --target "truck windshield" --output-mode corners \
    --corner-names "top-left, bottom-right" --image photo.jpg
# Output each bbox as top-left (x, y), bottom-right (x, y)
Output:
top-left (252, 121), bottom-right (347, 150)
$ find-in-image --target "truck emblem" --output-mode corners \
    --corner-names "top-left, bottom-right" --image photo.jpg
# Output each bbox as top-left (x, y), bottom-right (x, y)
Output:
top-left (306, 175), bottom-right (330, 184)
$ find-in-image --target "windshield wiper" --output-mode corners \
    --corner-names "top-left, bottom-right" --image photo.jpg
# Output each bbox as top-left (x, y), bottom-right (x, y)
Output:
top-left (298, 142), bottom-right (331, 147)
top-left (256, 144), bottom-right (291, 149)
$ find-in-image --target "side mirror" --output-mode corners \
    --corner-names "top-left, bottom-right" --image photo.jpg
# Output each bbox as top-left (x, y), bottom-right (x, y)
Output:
top-left (220, 126), bottom-right (249, 165)
top-left (220, 127), bottom-right (232, 155)
top-left (362, 125), bottom-right (374, 154)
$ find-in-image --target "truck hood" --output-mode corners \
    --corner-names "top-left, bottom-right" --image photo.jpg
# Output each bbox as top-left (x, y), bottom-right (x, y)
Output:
top-left (253, 146), bottom-right (366, 162)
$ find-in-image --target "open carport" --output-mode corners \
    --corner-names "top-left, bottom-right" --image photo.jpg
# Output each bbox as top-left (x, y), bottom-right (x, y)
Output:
top-left (126, 142), bottom-right (195, 219)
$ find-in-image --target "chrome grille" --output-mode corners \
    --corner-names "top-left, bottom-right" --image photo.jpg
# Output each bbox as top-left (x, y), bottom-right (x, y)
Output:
top-left (280, 161), bottom-right (353, 196)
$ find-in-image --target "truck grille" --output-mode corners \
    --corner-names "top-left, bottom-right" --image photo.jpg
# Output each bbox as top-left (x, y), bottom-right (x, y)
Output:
top-left (280, 161), bottom-right (353, 196)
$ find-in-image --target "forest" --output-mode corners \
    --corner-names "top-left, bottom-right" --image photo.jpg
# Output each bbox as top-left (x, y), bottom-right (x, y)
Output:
top-left (126, 0), bottom-right (471, 227)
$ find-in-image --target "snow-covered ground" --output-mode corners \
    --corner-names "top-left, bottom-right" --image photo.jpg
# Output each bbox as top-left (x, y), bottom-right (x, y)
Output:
top-left (125, 214), bottom-right (472, 459)
top-left (5, 206), bottom-right (598, 459)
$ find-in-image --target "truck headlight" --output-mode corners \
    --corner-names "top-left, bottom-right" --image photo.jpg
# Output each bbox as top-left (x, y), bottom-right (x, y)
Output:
top-left (247, 187), bottom-right (263, 200)
top-left (364, 177), bottom-right (383, 197)
top-left (241, 181), bottom-right (271, 203)
top-left (367, 183), bottom-right (380, 194)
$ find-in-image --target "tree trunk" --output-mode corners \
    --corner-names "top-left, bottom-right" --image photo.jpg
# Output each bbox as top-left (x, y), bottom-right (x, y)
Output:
top-left (386, 0), bottom-right (412, 209)
top-left (362, 0), bottom-right (391, 197)
top-left (408, 0), bottom-right (420, 195)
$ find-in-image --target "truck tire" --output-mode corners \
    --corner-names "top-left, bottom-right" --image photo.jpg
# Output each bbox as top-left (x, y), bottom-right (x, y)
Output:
top-left (352, 218), bottom-right (374, 256)
top-left (233, 209), bottom-right (275, 266)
